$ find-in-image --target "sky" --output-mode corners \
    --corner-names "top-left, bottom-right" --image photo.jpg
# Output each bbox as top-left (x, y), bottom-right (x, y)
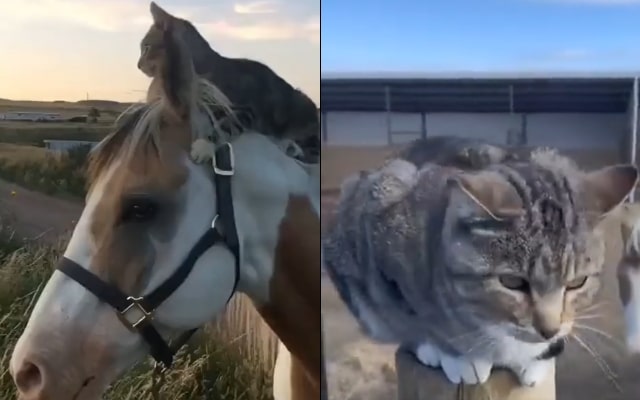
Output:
top-left (0, 0), bottom-right (319, 103)
top-left (322, 0), bottom-right (640, 74)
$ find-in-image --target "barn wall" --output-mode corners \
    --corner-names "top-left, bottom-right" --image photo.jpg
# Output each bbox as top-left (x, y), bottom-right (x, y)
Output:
top-left (324, 111), bottom-right (626, 150)
top-left (321, 112), bottom-right (627, 190)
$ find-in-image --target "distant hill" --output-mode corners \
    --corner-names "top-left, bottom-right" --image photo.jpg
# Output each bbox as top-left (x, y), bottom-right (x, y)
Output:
top-left (76, 100), bottom-right (133, 109)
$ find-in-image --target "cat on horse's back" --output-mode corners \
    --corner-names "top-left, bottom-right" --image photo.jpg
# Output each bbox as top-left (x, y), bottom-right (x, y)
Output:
top-left (138, 2), bottom-right (319, 162)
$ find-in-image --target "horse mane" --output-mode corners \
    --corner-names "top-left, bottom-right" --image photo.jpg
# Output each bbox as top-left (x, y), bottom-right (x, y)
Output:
top-left (87, 77), bottom-right (242, 186)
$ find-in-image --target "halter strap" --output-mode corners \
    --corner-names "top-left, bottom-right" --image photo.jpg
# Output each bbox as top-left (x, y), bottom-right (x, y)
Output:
top-left (57, 143), bottom-right (240, 368)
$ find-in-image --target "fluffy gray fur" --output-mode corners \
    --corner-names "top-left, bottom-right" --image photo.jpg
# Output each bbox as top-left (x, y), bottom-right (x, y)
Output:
top-left (322, 138), bottom-right (637, 384)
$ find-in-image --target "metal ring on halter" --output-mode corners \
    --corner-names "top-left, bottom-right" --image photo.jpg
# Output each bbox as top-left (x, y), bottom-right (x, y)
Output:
top-left (211, 214), bottom-right (219, 229)
top-left (212, 143), bottom-right (235, 176)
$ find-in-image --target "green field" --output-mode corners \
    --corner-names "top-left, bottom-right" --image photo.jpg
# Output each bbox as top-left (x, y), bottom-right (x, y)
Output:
top-left (0, 98), bottom-right (127, 145)
top-left (0, 98), bottom-right (117, 196)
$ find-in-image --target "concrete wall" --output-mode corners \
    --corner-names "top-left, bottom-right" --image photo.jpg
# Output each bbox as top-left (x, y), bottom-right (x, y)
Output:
top-left (321, 111), bottom-right (629, 191)
top-left (323, 111), bottom-right (627, 151)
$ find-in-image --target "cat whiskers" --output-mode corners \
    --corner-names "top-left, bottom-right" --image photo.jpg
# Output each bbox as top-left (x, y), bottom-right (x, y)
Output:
top-left (579, 301), bottom-right (613, 315)
top-left (569, 332), bottom-right (622, 393)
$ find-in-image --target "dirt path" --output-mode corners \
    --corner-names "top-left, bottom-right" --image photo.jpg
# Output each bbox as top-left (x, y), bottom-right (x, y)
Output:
top-left (0, 179), bottom-right (82, 243)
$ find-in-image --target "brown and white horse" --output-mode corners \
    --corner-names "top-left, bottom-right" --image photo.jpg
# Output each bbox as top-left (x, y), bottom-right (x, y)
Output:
top-left (9, 16), bottom-right (322, 400)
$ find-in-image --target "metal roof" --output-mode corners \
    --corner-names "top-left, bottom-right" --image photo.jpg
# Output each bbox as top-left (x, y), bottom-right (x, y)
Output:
top-left (321, 72), bottom-right (638, 114)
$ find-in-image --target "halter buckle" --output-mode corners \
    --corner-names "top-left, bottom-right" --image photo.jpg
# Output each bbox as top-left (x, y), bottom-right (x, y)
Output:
top-left (119, 296), bottom-right (154, 331)
top-left (213, 143), bottom-right (235, 176)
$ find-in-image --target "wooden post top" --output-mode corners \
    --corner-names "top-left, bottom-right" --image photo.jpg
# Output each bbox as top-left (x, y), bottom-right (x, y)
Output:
top-left (395, 348), bottom-right (556, 400)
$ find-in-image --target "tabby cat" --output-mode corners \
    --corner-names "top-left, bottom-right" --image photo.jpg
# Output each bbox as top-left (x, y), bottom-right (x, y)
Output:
top-left (322, 138), bottom-right (637, 386)
top-left (138, 2), bottom-right (319, 162)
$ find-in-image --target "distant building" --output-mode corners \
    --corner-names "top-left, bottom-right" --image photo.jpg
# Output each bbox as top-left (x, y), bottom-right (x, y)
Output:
top-left (320, 71), bottom-right (639, 155)
top-left (43, 140), bottom-right (98, 153)
top-left (321, 71), bottom-right (640, 200)
top-left (0, 111), bottom-right (64, 122)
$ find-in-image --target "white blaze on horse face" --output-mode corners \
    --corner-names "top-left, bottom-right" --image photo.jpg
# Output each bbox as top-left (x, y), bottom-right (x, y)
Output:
top-left (10, 160), bottom-right (141, 392)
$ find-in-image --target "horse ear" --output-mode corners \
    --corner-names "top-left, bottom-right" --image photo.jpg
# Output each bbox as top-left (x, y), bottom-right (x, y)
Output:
top-left (153, 19), bottom-right (196, 121)
top-left (150, 2), bottom-right (174, 28)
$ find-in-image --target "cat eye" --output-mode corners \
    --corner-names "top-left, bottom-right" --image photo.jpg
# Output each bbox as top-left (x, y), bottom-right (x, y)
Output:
top-left (141, 44), bottom-right (151, 55)
top-left (566, 276), bottom-right (588, 290)
top-left (499, 275), bottom-right (530, 292)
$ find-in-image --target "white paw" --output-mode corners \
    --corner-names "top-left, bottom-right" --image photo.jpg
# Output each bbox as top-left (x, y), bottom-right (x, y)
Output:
top-left (415, 342), bottom-right (441, 367)
top-left (516, 359), bottom-right (553, 387)
top-left (190, 138), bottom-right (215, 164)
top-left (415, 343), bottom-right (492, 384)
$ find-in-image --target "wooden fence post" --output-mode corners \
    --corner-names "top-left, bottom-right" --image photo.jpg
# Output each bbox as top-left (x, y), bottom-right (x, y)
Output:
top-left (395, 348), bottom-right (556, 400)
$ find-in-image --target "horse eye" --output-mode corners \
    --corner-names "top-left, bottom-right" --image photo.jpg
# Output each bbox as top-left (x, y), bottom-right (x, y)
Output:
top-left (120, 197), bottom-right (158, 223)
top-left (566, 276), bottom-right (588, 290)
top-left (499, 275), bottom-right (530, 292)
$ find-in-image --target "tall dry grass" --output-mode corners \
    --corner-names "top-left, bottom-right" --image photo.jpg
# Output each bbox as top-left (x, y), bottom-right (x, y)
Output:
top-left (0, 144), bottom-right (89, 197)
top-left (0, 223), bottom-right (278, 400)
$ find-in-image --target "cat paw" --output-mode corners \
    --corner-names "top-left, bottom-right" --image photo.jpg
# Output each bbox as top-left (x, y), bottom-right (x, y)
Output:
top-left (515, 359), bottom-right (553, 387)
top-left (415, 343), bottom-right (492, 384)
top-left (190, 138), bottom-right (215, 164)
top-left (415, 342), bottom-right (441, 367)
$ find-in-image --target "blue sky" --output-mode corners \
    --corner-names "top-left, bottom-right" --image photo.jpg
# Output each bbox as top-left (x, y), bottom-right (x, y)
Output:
top-left (321, 0), bottom-right (640, 73)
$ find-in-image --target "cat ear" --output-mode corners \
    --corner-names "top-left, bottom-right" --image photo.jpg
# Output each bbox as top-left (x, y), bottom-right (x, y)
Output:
top-left (581, 164), bottom-right (638, 218)
top-left (448, 171), bottom-right (525, 221)
top-left (152, 17), bottom-right (196, 121)
top-left (150, 2), bottom-right (175, 29)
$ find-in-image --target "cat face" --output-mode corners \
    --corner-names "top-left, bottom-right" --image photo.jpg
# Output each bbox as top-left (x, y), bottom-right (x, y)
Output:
top-left (439, 155), bottom-right (637, 346)
top-left (138, 2), bottom-right (187, 78)
top-left (138, 24), bottom-right (166, 77)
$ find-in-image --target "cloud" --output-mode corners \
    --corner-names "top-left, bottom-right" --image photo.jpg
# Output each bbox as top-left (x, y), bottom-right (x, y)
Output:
top-left (0, 0), bottom-right (319, 43)
top-left (233, 1), bottom-right (279, 14)
top-left (0, 0), bottom-right (150, 32)
top-left (203, 15), bottom-right (319, 44)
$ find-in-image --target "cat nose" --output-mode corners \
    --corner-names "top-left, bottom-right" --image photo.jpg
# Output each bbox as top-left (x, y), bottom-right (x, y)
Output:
top-left (538, 326), bottom-right (559, 340)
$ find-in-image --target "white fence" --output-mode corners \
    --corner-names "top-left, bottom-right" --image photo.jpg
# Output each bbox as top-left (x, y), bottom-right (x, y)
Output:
top-left (0, 112), bottom-right (64, 122)
top-left (43, 140), bottom-right (98, 154)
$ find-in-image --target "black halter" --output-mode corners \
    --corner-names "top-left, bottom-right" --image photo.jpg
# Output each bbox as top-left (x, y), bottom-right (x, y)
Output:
top-left (57, 143), bottom-right (240, 368)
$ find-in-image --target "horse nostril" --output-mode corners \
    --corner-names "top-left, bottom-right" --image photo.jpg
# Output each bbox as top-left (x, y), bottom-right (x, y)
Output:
top-left (14, 360), bottom-right (44, 395)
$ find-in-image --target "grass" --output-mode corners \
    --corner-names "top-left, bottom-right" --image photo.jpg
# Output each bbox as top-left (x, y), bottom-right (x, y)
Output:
top-left (0, 144), bottom-right (89, 197)
top-left (0, 222), bottom-right (275, 400)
